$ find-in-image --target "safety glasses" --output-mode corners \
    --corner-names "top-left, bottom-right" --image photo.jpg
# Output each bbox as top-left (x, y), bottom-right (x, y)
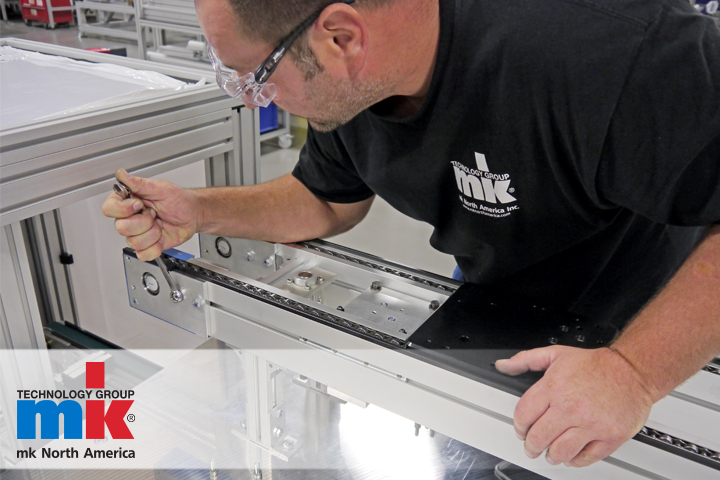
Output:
top-left (207, 0), bottom-right (356, 107)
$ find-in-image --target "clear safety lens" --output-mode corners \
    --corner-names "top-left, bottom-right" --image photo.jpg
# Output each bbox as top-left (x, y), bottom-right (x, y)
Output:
top-left (241, 82), bottom-right (277, 108)
top-left (208, 45), bottom-right (277, 108)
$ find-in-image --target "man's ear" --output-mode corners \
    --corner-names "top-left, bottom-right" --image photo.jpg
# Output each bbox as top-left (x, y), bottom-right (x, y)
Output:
top-left (307, 3), bottom-right (368, 78)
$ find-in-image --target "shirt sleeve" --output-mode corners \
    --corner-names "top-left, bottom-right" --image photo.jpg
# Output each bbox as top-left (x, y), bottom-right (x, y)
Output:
top-left (292, 126), bottom-right (375, 204)
top-left (597, 2), bottom-right (720, 226)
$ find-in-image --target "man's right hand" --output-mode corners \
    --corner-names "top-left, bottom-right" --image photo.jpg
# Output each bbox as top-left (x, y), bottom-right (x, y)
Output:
top-left (102, 169), bottom-right (203, 261)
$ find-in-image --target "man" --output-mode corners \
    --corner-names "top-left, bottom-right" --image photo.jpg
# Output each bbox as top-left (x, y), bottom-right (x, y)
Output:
top-left (103, 0), bottom-right (720, 469)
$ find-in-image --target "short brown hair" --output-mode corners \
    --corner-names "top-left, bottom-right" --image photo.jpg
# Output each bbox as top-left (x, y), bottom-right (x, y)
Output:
top-left (226, 0), bottom-right (394, 76)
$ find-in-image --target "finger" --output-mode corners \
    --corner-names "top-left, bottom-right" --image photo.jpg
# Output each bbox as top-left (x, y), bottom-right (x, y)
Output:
top-left (495, 346), bottom-right (560, 376)
top-left (102, 194), bottom-right (144, 219)
top-left (523, 407), bottom-right (573, 459)
top-left (566, 440), bottom-right (616, 468)
top-left (545, 428), bottom-right (594, 465)
top-left (115, 169), bottom-right (165, 200)
top-left (126, 221), bottom-right (162, 252)
top-left (115, 208), bottom-right (157, 237)
top-left (135, 238), bottom-right (164, 262)
top-left (513, 382), bottom-right (550, 441)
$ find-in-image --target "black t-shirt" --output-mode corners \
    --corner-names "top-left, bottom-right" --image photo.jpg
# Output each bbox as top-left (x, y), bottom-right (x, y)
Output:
top-left (293, 0), bottom-right (720, 329)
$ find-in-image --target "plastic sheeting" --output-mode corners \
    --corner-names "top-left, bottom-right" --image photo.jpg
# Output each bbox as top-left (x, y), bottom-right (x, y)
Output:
top-left (0, 46), bottom-right (206, 130)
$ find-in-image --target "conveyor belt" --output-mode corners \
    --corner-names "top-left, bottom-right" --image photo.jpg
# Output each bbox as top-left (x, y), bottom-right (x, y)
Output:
top-left (123, 247), bottom-right (720, 471)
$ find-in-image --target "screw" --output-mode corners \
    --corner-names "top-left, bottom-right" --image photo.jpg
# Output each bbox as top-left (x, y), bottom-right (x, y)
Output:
top-left (337, 306), bottom-right (345, 312)
top-left (125, 256), bottom-right (132, 262)
top-left (273, 427), bottom-right (283, 438)
top-left (576, 335), bottom-right (586, 343)
top-left (286, 278), bottom-right (292, 284)
top-left (549, 337), bottom-right (558, 344)
top-left (132, 298), bottom-right (138, 305)
top-left (399, 329), bottom-right (407, 334)
top-left (560, 325), bottom-right (569, 332)
top-left (276, 409), bottom-right (284, 418)
top-left (246, 251), bottom-right (255, 262)
top-left (429, 300), bottom-right (440, 310)
top-left (371, 281), bottom-right (382, 292)
top-left (388, 317), bottom-right (396, 321)
top-left (304, 285), bottom-right (311, 291)
top-left (263, 256), bottom-right (274, 267)
top-left (193, 297), bottom-right (203, 308)
top-left (282, 438), bottom-right (295, 451)
top-left (131, 285), bottom-right (136, 290)
top-left (317, 276), bottom-right (324, 283)
top-left (380, 302), bottom-right (388, 307)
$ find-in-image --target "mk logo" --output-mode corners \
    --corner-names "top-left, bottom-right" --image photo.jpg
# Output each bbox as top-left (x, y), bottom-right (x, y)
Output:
top-left (17, 362), bottom-right (134, 440)
top-left (453, 153), bottom-right (517, 204)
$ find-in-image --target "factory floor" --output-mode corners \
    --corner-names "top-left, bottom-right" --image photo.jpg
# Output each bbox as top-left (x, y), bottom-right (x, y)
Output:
top-left (0, 15), bottom-right (456, 277)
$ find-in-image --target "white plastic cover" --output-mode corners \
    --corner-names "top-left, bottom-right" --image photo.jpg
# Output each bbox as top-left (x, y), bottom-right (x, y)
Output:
top-left (0, 46), bottom-right (207, 130)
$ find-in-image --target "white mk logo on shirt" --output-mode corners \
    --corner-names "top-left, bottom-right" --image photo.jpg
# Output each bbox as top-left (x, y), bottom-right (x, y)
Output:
top-left (452, 153), bottom-right (517, 204)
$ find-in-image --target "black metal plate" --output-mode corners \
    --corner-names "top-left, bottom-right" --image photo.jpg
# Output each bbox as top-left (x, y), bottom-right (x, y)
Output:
top-left (406, 283), bottom-right (619, 396)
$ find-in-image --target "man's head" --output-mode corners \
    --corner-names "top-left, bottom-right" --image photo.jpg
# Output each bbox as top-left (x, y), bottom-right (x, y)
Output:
top-left (226, 1), bottom-right (390, 78)
top-left (196, 0), bottom-right (438, 131)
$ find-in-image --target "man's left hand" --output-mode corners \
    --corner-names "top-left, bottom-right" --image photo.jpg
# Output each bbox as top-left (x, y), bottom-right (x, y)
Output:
top-left (495, 346), bottom-right (656, 467)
